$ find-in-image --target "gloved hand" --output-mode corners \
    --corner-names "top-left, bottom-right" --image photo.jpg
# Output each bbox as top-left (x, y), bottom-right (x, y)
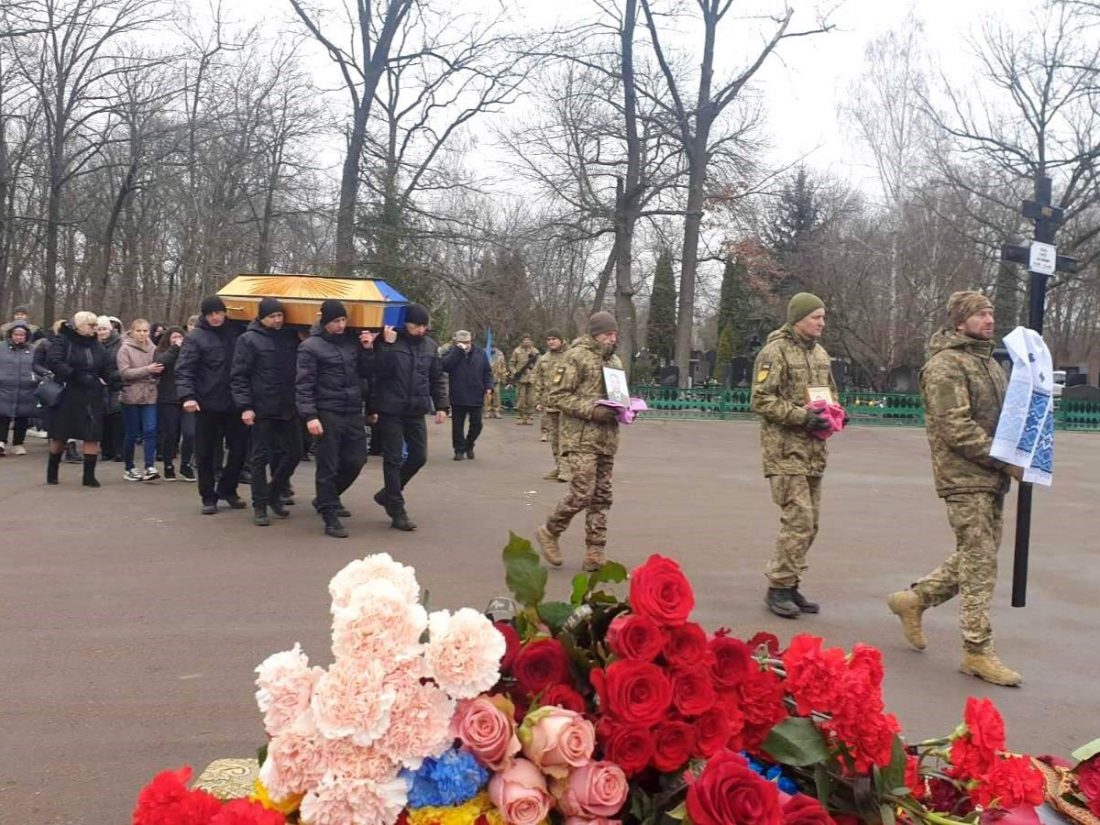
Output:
top-left (591, 405), bottom-right (619, 424)
top-left (805, 411), bottom-right (831, 432)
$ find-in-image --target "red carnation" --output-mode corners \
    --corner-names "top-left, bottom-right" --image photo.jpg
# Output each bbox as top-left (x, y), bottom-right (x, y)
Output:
top-left (599, 721), bottom-right (655, 777)
top-left (664, 622), bottom-right (710, 668)
top-left (709, 637), bottom-right (754, 689)
top-left (607, 613), bottom-right (666, 661)
top-left (670, 665), bottom-right (717, 717)
top-left (972, 755), bottom-right (1045, 810)
top-left (686, 750), bottom-right (783, 825)
top-left (601, 659), bottom-right (672, 725)
top-left (950, 698), bottom-right (1006, 780)
top-left (653, 721), bottom-right (697, 772)
top-left (737, 669), bottom-right (788, 755)
top-left (781, 793), bottom-right (837, 825)
top-left (782, 635), bottom-right (846, 716)
top-left (694, 706), bottom-right (734, 758)
top-left (133, 766), bottom-right (223, 825)
top-left (495, 621), bottom-right (521, 673)
top-left (541, 683), bottom-right (587, 713)
top-left (210, 799), bottom-right (287, 825)
top-left (512, 638), bottom-right (570, 696)
top-left (629, 554), bottom-right (695, 627)
top-left (746, 631), bottom-right (781, 656)
top-left (847, 644), bottom-right (884, 687)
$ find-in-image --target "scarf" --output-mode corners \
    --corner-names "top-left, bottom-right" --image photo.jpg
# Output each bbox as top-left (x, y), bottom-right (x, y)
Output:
top-left (991, 327), bottom-right (1054, 487)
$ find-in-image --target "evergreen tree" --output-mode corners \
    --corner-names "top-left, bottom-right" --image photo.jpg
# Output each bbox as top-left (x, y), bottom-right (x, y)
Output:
top-left (646, 248), bottom-right (677, 363)
top-left (763, 167), bottom-right (825, 296)
top-left (715, 257), bottom-right (751, 366)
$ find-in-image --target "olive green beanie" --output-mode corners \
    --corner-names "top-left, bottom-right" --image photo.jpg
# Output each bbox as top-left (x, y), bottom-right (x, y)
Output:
top-left (787, 292), bottom-right (825, 325)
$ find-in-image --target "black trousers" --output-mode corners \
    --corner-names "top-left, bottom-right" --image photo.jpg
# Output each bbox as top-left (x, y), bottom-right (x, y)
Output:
top-left (376, 413), bottom-right (427, 515)
top-left (195, 409), bottom-right (247, 503)
top-left (101, 411), bottom-right (123, 458)
top-left (251, 417), bottom-right (302, 507)
top-left (158, 403), bottom-right (181, 462)
top-left (0, 415), bottom-right (28, 445)
top-left (313, 411), bottom-right (367, 514)
top-left (180, 409), bottom-right (195, 467)
top-left (451, 405), bottom-right (483, 452)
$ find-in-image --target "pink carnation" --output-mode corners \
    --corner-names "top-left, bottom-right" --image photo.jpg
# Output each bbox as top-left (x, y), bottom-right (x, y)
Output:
top-left (329, 554), bottom-right (420, 609)
top-left (322, 738), bottom-right (399, 782)
top-left (377, 673), bottom-right (455, 769)
top-left (425, 608), bottom-right (506, 699)
top-left (311, 658), bottom-right (396, 746)
top-left (259, 712), bottom-right (328, 802)
top-left (298, 774), bottom-right (408, 825)
top-left (331, 579), bottom-right (428, 663)
top-left (254, 643), bottom-right (323, 737)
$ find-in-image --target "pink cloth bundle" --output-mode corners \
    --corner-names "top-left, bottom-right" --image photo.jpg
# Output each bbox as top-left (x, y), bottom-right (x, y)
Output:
top-left (807, 400), bottom-right (847, 440)
top-left (595, 397), bottom-right (649, 424)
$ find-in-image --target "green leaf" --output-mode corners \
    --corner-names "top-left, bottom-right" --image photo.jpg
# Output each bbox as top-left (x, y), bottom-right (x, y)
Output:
top-left (763, 717), bottom-right (830, 766)
top-left (538, 601), bottom-right (574, 635)
top-left (664, 803), bottom-right (687, 821)
top-left (882, 735), bottom-right (907, 791)
top-left (503, 532), bottom-right (547, 608)
top-left (571, 573), bottom-right (590, 605)
top-left (588, 561), bottom-right (628, 586)
top-left (879, 803), bottom-right (896, 825)
top-left (256, 742), bottom-right (268, 767)
top-left (1072, 737), bottom-right (1100, 763)
top-left (813, 763), bottom-right (835, 806)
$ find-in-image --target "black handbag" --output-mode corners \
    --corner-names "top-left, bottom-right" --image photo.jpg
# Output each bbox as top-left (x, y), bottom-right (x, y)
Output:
top-left (34, 376), bottom-right (65, 408)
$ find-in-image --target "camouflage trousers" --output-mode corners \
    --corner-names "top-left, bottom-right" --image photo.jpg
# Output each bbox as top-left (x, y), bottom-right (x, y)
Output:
top-left (543, 411), bottom-right (568, 476)
top-left (764, 474), bottom-right (822, 588)
top-left (545, 452), bottom-right (613, 549)
top-left (483, 384), bottom-right (501, 416)
top-left (911, 492), bottom-right (1004, 653)
top-left (516, 384), bottom-right (535, 418)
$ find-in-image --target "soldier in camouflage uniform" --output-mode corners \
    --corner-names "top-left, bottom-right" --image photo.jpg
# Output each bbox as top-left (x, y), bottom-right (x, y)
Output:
top-left (535, 312), bottom-right (622, 571)
top-left (535, 330), bottom-right (571, 481)
top-left (485, 347), bottom-right (507, 418)
top-left (887, 291), bottom-right (1025, 687)
top-left (751, 293), bottom-right (837, 619)
top-left (510, 334), bottom-right (540, 425)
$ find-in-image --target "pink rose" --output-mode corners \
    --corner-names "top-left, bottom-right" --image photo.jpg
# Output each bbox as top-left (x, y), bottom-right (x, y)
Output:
top-left (564, 819), bottom-right (622, 825)
top-left (455, 695), bottom-right (521, 770)
top-left (489, 758), bottom-right (553, 825)
top-left (555, 762), bottom-right (628, 817)
top-left (518, 706), bottom-right (596, 778)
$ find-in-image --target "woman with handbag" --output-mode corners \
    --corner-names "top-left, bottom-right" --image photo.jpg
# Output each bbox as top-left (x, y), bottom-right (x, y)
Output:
top-left (0, 321), bottom-right (39, 455)
top-left (45, 311), bottom-right (117, 486)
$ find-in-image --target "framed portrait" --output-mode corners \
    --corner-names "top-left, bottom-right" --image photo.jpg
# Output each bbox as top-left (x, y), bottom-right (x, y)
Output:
top-left (603, 367), bottom-right (631, 406)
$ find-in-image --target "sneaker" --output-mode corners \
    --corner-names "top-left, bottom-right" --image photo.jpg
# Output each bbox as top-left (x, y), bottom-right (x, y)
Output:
top-left (13, 445), bottom-right (26, 456)
top-left (253, 507), bottom-right (271, 527)
top-left (201, 500), bottom-right (218, 515)
top-left (162, 464), bottom-right (176, 481)
top-left (0, 442), bottom-right (6, 456)
top-left (28, 428), bottom-right (48, 439)
top-left (179, 465), bottom-right (196, 482)
top-left (123, 468), bottom-right (143, 482)
top-left (142, 467), bottom-right (160, 481)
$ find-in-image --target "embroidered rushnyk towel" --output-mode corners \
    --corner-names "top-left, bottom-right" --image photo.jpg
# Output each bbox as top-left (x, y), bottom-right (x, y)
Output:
top-left (991, 326), bottom-right (1053, 487)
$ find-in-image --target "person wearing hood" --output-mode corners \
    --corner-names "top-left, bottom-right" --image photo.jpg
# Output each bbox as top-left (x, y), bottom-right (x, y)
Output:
top-left (750, 293), bottom-right (837, 620)
top-left (441, 329), bottom-right (493, 461)
top-left (295, 299), bottom-right (377, 538)
top-left (176, 296), bottom-right (246, 514)
top-left (154, 326), bottom-right (187, 480)
top-left (887, 292), bottom-right (1024, 687)
top-left (117, 318), bottom-right (163, 481)
top-left (44, 311), bottom-right (117, 486)
top-left (370, 303), bottom-right (447, 531)
top-left (95, 316), bottom-right (124, 462)
top-left (0, 321), bottom-right (39, 455)
top-left (232, 298), bottom-right (303, 527)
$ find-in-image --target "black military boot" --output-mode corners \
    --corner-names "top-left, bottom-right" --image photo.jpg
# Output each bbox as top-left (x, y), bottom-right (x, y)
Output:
top-left (47, 451), bottom-right (62, 485)
top-left (765, 587), bottom-right (800, 619)
top-left (82, 455), bottom-right (101, 488)
top-left (323, 511), bottom-right (348, 538)
top-left (253, 506), bottom-right (270, 527)
top-left (791, 587), bottom-right (820, 614)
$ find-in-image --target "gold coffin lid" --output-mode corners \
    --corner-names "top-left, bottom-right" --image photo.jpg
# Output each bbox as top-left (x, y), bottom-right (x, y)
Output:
top-left (216, 274), bottom-right (407, 328)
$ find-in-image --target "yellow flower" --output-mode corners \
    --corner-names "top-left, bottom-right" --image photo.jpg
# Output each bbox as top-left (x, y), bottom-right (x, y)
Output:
top-left (407, 792), bottom-right (500, 825)
top-left (250, 778), bottom-right (303, 815)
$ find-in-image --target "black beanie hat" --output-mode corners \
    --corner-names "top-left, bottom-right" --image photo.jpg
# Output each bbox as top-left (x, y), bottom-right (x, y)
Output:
top-left (320, 299), bottom-right (348, 325)
top-left (258, 297), bottom-right (285, 319)
top-left (405, 303), bottom-right (430, 326)
top-left (201, 296), bottom-right (227, 316)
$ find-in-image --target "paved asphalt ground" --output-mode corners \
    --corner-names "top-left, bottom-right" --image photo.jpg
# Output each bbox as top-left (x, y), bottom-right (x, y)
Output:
top-left (2, 418), bottom-right (1097, 823)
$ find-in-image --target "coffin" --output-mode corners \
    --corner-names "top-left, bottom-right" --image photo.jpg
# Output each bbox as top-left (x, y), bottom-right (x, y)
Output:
top-left (216, 274), bottom-right (408, 328)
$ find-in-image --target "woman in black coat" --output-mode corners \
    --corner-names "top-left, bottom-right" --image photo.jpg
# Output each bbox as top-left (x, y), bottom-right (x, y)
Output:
top-left (45, 311), bottom-right (117, 487)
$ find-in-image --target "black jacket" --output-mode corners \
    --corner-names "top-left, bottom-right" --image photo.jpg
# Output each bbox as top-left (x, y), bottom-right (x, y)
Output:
top-left (296, 325), bottom-right (375, 419)
top-left (371, 332), bottom-right (448, 416)
top-left (153, 344), bottom-right (181, 404)
top-left (231, 320), bottom-right (300, 419)
top-left (175, 316), bottom-right (243, 413)
top-left (441, 344), bottom-right (493, 407)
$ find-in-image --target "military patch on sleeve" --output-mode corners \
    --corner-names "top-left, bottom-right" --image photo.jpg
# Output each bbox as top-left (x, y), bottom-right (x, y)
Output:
top-left (755, 362), bottom-right (772, 383)
top-left (553, 365), bottom-right (566, 384)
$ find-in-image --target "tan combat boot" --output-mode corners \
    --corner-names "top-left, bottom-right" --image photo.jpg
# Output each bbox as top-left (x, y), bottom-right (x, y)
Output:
top-left (535, 525), bottom-right (563, 566)
top-left (542, 469), bottom-right (559, 480)
top-left (960, 648), bottom-right (1022, 687)
top-left (887, 590), bottom-right (927, 651)
top-left (582, 546), bottom-right (606, 572)
top-left (540, 433), bottom-right (549, 442)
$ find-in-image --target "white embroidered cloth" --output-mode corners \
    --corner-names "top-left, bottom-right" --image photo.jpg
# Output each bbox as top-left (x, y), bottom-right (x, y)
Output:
top-left (991, 327), bottom-right (1054, 487)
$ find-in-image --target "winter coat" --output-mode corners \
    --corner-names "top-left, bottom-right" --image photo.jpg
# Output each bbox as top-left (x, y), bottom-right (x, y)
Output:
top-left (534, 345), bottom-right (570, 411)
top-left (46, 322), bottom-right (116, 441)
top-left (547, 335), bottom-right (622, 457)
top-left (296, 325), bottom-right (376, 419)
top-left (441, 344), bottom-right (493, 407)
top-left (750, 325), bottom-right (837, 478)
top-left (509, 345), bottom-right (540, 384)
top-left (0, 323), bottom-right (39, 418)
top-left (920, 329), bottom-right (1011, 498)
top-left (175, 316), bottom-right (243, 414)
top-left (154, 344), bottom-right (181, 404)
top-left (370, 332), bottom-right (447, 417)
top-left (117, 333), bottom-right (160, 406)
top-left (231, 320), bottom-right (301, 419)
top-left (100, 331), bottom-right (123, 414)
top-left (33, 335), bottom-right (54, 378)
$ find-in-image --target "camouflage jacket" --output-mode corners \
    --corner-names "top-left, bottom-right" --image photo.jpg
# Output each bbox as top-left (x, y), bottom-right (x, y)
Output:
top-left (489, 350), bottom-right (508, 383)
top-left (546, 335), bottom-right (622, 456)
top-left (920, 329), bottom-right (1010, 498)
top-left (534, 346), bottom-right (570, 409)
top-left (509, 345), bottom-right (540, 384)
top-left (750, 325), bottom-right (837, 477)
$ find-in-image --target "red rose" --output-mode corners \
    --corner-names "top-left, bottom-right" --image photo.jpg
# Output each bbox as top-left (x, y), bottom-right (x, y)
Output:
top-left (693, 707), bottom-right (733, 758)
top-left (629, 554), bottom-right (695, 627)
top-left (1090, 796), bottom-right (1100, 818)
top-left (496, 622), bottom-right (521, 673)
top-left (709, 637), bottom-right (753, 689)
top-left (782, 635), bottom-right (846, 716)
top-left (601, 660), bottom-right (672, 725)
top-left (711, 690), bottom-right (747, 752)
top-left (513, 638), bottom-right (570, 696)
top-left (664, 622), bottom-right (710, 668)
top-left (1076, 756), bottom-right (1100, 802)
top-left (670, 665), bottom-right (717, 717)
top-left (686, 750), bottom-right (783, 825)
top-left (781, 793), bottom-right (836, 825)
top-left (541, 684), bottom-right (587, 714)
top-left (652, 721), bottom-right (696, 772)
top-left (599, 721), bottom-right (655, 777)
top-left (972, 755), bottom-right (1044, 809)
top-left (607, 613), bottom-right (666, 661)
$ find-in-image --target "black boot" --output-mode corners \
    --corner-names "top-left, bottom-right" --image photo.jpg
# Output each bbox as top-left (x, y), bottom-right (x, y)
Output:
top-left (765, 587), bottom-right (800, 619)
top-left (253, 506), bottom-right (270, 527)
top-left (791, 587), bottom-right (820, 614)
top-left (323, 511), bottom-right (348, 538)
top-left (64, 441), bottom-right (82, 463)
top-left (454, 450), bottom-right (465, 461)
top-left (269, 496), bottom-right (289, 518)
top-left (390, 512), bottom-right (417, 532)
top-left (82, 455), bottom-right (100, 488)
top-left (466, 446), bottom-right (475, 460)
top-left (47, 452), bottom-right (62, 485)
